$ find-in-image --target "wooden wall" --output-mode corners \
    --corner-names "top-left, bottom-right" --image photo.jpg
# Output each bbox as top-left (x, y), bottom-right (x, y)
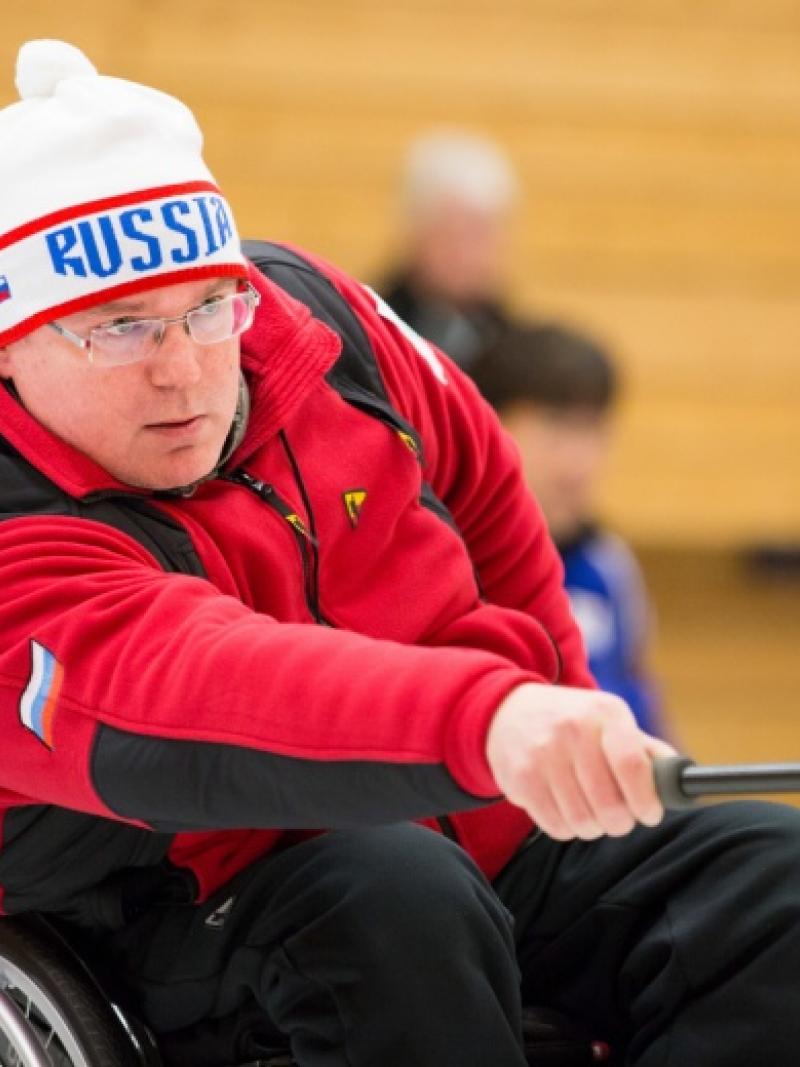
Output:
top-left (2, 0), bottom-right (799, 547)
top-left (642, 548), bottom-right (800, 781)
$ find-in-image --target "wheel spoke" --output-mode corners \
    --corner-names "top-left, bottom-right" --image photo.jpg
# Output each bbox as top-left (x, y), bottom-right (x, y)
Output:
top-left (0, 940), bottom-right (110, 1067)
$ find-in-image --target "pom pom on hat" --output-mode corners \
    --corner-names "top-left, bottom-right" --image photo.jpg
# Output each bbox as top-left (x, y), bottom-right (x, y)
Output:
top-left (16, 39), bottom-right (97, 100)
top-left (0, 40), bottom-right (247, 347)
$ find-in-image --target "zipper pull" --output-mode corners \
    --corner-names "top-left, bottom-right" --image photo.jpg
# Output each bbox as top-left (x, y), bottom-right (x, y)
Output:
top-left (229, 469), bottom-right (274, 499)
top-left (396, 428), bottom-right (422, 460)
top-left (285, 511), bottom-right (317, 545)
top-left (229, 469), bottom-right (317, 545)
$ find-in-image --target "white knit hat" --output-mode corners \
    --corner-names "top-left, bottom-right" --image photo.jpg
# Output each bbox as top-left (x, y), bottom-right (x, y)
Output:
top-left (0, 40), bottom-right (247, 347)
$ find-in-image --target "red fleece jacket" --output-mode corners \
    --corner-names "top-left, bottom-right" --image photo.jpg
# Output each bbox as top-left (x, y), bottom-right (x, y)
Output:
top-left (0, 247), bottom-right (593, 910)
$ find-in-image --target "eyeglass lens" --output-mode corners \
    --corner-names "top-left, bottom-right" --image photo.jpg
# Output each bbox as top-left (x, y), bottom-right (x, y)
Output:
top-left (89, 291), bottom-right (256, 366)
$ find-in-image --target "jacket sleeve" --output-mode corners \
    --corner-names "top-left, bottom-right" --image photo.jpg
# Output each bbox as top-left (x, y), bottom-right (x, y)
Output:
top-left (307, 259), bottom-right (595, 692)
top-left (0, 514), bottom-right (535, 831)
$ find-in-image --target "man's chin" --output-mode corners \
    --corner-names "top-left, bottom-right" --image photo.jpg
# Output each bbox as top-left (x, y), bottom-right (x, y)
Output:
top-left (119, 452), bottom-right (221, 493)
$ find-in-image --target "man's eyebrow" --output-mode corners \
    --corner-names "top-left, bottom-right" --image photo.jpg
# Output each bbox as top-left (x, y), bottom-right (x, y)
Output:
top-left (92, 297), bottom-right (148, 313)
top-left (92, 280), bottom-right (234, 315)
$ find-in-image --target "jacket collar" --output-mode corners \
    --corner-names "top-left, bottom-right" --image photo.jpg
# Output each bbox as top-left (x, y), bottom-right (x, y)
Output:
top-left (0, 259), bottom-right (342, 499)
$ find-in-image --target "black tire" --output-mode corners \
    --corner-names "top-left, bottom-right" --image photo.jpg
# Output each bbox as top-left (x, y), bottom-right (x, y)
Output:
top-left (0, 915), bottom-right (143, 1067)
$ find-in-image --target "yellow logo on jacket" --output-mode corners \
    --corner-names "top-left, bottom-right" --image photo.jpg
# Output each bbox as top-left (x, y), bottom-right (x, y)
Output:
top-left (343, 489), bottom-right (367, 528)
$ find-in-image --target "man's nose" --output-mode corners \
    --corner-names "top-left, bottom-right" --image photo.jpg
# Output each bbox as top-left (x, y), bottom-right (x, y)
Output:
top-left (146, 321), bottom-right (203, 389)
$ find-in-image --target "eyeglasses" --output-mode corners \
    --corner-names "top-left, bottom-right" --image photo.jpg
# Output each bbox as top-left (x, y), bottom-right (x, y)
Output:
top-left (48, 284), bottom-right (260, 368)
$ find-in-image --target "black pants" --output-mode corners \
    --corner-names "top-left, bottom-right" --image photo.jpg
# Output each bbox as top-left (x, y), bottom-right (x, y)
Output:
top-left (101, 802), bottom-right (800, 1066)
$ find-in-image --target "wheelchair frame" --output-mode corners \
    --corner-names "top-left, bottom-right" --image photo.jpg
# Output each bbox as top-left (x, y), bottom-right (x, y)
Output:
top-left (0, 914), bottom-right (610, 1066)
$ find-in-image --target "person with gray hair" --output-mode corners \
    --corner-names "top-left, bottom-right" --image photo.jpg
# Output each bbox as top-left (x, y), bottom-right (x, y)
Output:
top-left (380, 129), bottom-right (517, 368)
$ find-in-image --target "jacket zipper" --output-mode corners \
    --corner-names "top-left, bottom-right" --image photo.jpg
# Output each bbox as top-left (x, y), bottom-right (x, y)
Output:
top-left (226, 469), bottom-right (328, 625)
top-left (279, 432), bottom-right (324, 623)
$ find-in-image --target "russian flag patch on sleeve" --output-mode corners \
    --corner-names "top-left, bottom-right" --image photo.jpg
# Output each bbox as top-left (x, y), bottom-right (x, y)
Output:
top-left (0, 276), bottom-right (11, 304)
top-left (19, 640), bottom-right (64, 749)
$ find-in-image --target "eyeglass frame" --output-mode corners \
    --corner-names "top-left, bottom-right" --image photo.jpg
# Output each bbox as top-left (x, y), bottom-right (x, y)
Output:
top-left (46, 282), bottom-right (260, 366)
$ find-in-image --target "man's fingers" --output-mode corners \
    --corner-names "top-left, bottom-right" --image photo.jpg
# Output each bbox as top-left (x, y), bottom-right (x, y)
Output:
top-left (542, 741), bottom-right (605, 839)
top-left (572, 726), bottom-right (636, 836)
top-left (644, 736), bottom-right (679, 760)
top-left (601, 719), bottom-right (665, 827)
top-left (508, 767), bottom-right (575, 841)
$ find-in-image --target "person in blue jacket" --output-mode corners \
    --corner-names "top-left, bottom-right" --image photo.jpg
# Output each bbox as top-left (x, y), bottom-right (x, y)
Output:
top-left (470, 320), bottom-right (667, 738)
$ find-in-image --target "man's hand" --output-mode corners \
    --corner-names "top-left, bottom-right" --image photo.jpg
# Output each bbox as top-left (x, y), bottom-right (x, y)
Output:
top-left (486, 683), bottom-right (676, 840)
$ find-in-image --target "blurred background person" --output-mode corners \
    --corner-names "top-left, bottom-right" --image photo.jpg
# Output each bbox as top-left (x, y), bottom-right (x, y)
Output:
top-left (471, 322), bottom-right (668, 739)
top-left (379, 130), bottom-right (518, 370)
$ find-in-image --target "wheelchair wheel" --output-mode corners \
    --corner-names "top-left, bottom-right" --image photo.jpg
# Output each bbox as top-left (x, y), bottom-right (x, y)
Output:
top-left (0, 915), bottom-right (142, 1067)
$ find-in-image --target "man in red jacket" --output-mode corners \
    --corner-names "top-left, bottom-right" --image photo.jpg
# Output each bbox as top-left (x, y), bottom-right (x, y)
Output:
top-left (0, 39), bottom-right (798, 1067)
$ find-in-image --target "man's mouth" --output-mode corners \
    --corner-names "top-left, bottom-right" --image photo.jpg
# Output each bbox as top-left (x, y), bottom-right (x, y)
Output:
top-left (146, 415), bottom-right (205, 436)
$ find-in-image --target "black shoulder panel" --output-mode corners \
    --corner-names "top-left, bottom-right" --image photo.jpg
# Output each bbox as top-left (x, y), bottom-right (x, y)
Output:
top-left (0, 437), bottom-right (206, 578)
top-left (243, 241), bottom-right (426, 463)
top-left (242, 239), bottom-right (391, 404)
top-left (84, 496), bottom-right (207, 578)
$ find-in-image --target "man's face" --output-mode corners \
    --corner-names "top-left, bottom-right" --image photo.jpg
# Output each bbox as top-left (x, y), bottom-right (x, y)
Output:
top-left (0, 277), bottom-right (242, 491)
top-left (411, 196), bottom-right (508, 304)
top-left (501, 402), bottom-right (612, 542)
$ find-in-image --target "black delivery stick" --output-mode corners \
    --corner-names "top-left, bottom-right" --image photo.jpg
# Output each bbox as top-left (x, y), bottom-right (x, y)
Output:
top-left (653, 756), bottom-right (800, 810)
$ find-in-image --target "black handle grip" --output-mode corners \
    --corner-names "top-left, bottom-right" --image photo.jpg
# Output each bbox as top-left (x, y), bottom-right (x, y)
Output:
top-left (653, 756), bottom-right (800, 809)
top-left (653, 756), bottom-right (697, 809)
